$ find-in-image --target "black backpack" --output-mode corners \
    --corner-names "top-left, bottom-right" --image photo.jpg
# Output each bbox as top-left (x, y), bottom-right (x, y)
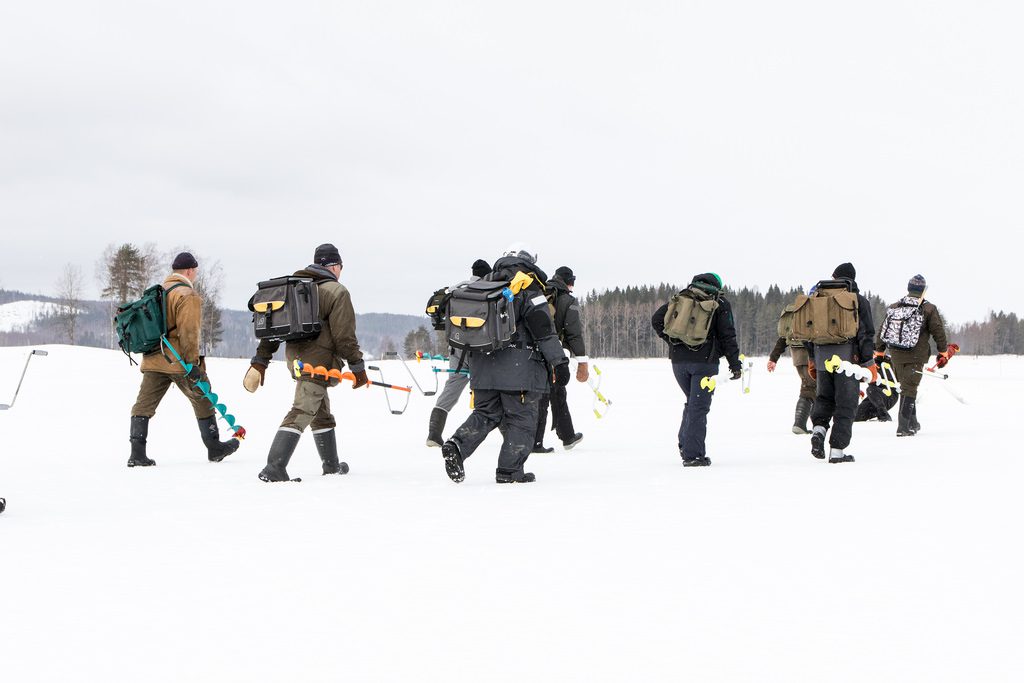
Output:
top-left (445, 279), bottom-right (517, 354)
top-left (248, 277), bottom-right (325, 343)
top-left (425, 286), bottom-right (452, 331)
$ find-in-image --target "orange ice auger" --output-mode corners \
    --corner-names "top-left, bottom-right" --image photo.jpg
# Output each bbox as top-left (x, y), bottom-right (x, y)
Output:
top-left (292, 359), bottom-right (412, 415)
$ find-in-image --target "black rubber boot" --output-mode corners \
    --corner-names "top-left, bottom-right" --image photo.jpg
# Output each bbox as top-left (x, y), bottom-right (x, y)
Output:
top-left (259, 430), bottom-right (301, 482)
top-left (810, 427), bottom-right (826, 459)
top-left (198, 416), bottom-right (240, 462)
top-left (562, 433), bottom-right (584, 450)
top-left (792, 397), bottom-right (813, 434)
top-left (897, 396), bottom-right (916, 437)
top-left (314, 429), bottom-right (349, 475)
top-left (682, 456), bottom-right (712, 467)
top-left (127, 416), bottom-right (155, 467)
top-left (828, 448), bottom-right (856, 463)
top-left (441, 440), bottom-right (465, 483)
top-left (0, 498), bottom-right (6, 514)
top-left (910, 402), bottom-right (921, 433)
top-left (496, 469), bottom-right (536, 483)
top-left (426, 407), bottom-right (447, 448)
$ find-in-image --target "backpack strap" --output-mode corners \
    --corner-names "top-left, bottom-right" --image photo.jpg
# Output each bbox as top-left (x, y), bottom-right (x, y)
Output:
top-left (161, 282), bottom-right (190, 338)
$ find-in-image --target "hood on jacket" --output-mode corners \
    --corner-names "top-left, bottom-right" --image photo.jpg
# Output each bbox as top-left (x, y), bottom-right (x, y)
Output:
top-left (295, 264), bottom-right (339, 282)
top-left (489, 256), bottom-right (549, 285)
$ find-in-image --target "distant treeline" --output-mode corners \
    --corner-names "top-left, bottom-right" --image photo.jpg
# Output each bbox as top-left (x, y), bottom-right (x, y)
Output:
top-left (950, 312), bottom-right (1024, 355)
top-left (579, 284), bottom-right (891, 359)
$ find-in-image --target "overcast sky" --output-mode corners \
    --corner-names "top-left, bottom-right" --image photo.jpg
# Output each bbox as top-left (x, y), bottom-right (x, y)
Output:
top-left (1, 1), bottom-right (1020, 324)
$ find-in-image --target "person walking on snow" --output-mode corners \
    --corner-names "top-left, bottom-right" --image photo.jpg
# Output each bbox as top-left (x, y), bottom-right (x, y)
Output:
top-left (804, 262), bottom-right (877, 464)
top-left (873, 274), bottom-right (949, 437)
top-left (440, 245), bottom-right (569, 484)
top-left (426, 258), bottom-right (492, 447)
top-left (533, 265), bottom-right (587, 453)
top-left (651, 273), bottom-right (742, 467)
top-left (767, 302), bottom-right (817, 434)
top-left (244, 243), bottom-right (368, 482)
top-left (127, 252), bottom-right (240, 468)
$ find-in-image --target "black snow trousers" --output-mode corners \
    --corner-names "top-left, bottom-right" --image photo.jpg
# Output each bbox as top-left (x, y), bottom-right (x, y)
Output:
top-left (534, 383), bottom-right (576, 445)
top-left (672, 360), bottom-right (718, 460)
top-left (452, 389), bottom-right (542, 477)
top-left (811, 343), bottom-right (860, 450)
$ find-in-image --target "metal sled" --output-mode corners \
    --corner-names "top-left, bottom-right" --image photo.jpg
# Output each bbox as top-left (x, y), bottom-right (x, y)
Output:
top-left (0, 349), bottom-right (48, 410)
top-left (385, 350), bottom-right (440, 396)
top-left (367, 365), bottom-right (411, 415)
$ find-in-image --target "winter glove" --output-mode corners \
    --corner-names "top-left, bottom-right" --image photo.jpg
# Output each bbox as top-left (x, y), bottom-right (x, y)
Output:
top-left (729, 368), bottom-right (742, 381)
top-left (351, 370), bottom-right (369, 389)
top-left (936, 350), bottom-right (951, 368)
top-left (185, 364), bottom-right (202, 383)
top-left (766, 361), bottom-right (777, 373)
top-left (807, 360), bottom-right (817, 380)
top-left (576, 362), bottom-right (590, 383)
top-left (873, 351), bottom-right (886, 366)
top-left (243, 363), bottom-right (265, 393)
top-left (554, 363), bottom-right (571, 387)
top-left (868, 363), bottom-right (879, 384)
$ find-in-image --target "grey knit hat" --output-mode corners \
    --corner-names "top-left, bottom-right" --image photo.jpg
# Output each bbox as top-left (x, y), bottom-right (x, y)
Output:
top-left (908, 274), bottom-right (927, 294)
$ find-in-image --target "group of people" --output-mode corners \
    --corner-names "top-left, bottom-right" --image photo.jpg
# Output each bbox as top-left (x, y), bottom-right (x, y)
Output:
top-left (763, 263), bottom-right (950, 461)
top-left (122, 247), bottom-right (952, 485)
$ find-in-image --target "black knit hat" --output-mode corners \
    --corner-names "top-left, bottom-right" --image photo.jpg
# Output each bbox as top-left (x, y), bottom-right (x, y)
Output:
top-left (554, 266), bottom-right (576, 285)
top-left (833, 262), bottom-right (856, 280)
top-left (172, 252), bottom-right (198, 270)
top-left (471, 259), bottom-right (492, 278)
top-left (314, 243), bottom-right (342, 267)
top-left (908, 274), bottom-right (927, 294)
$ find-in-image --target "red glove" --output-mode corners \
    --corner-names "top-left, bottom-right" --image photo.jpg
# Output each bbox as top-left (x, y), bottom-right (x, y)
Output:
top-left (807, 360), bottom-right (817, 380)
top-left (868, 364), bottom-right (879, 384)
top-left (873, 351), bottom-right (886, 365)
top-left (936, 351), bottom-right (951, 368)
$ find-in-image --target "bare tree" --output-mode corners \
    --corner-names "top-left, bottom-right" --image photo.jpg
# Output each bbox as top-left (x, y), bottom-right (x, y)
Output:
top-left (55, 263), bottom-right (84, 344)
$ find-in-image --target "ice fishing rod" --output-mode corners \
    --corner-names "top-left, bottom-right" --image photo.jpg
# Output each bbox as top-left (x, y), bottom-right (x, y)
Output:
top-left (0, 349), bottom-right (48, 410)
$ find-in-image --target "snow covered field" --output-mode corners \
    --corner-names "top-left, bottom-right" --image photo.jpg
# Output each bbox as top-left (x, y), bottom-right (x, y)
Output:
top-left (1, 345), bottom-right (1021, 682)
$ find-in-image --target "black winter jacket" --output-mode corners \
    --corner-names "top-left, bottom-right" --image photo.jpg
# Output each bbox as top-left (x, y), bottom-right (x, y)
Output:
top-left (547, 277), bottom-right (586, 358)
top-left (651, 296), bottom-right (742, 372)
top-left (806, 278), bottom-right (876, 365)
top-left (467, 256), bottom-right (567, 393)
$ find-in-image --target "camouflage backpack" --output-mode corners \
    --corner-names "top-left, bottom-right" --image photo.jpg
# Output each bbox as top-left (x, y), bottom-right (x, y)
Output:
top-left (880, 297), bottom-right (926, 350)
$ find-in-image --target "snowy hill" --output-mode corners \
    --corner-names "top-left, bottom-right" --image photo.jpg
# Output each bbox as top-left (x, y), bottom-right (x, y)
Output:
top-left (0, 300), bottom-right (64, 333)
top-left (0, 345), bottom-right (1020, 681)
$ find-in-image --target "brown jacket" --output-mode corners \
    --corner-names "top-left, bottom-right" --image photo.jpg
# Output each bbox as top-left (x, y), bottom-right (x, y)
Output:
top-left (875, 297), bottom-right (948, 364)
top-left (140, 273), bottom-right (201, 374)
top-left (253, 265), bottom-right (365, 385)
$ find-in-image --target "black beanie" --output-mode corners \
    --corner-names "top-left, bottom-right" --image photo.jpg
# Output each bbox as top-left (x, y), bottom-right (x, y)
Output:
top-left (555, 266), bottom-right (576, 285)
top-left (172, 252), bottom-right (198, 270)
top-left (908, 274), bottom-right (927, 294)
top-left (314, 243), bottom-right (342, 267)
top-left (833, 262), bottom-right (856, 280)
top-left (472, 259), bottom-right (492, 278)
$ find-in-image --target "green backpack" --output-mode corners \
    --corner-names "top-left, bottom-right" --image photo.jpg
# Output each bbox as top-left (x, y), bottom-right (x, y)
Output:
top-left (663, 284), bottom-right (720, 348)
top-left (114, 283), bottom-right (187, 358)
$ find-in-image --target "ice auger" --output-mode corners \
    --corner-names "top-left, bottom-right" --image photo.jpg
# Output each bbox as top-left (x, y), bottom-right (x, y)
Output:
top-left (160, 337), bottom-right (246, 438)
